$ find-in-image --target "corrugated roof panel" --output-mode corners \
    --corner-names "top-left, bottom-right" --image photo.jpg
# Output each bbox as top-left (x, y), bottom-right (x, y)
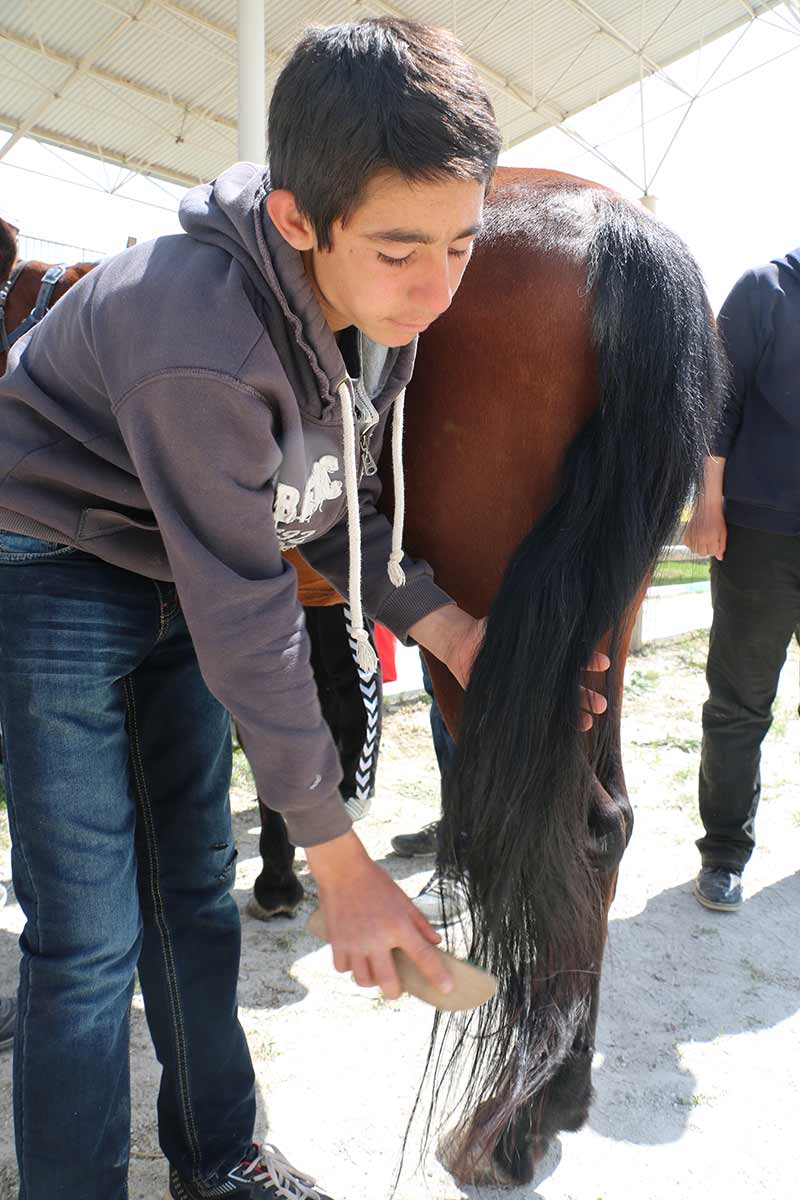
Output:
top-left (5, 1), bottom-right (126, 63)
top-left (91, 19), bottom-right (236, 117)
top-left (0, 0), bottom-right (786, 184)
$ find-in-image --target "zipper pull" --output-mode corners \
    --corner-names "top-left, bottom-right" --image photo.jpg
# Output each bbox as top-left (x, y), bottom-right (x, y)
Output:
top-left (360, 440), bottom-right (378, 476)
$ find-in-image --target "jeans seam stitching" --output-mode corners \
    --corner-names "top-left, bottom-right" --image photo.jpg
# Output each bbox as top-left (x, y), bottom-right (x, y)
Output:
top-left (2, 761), bottom-right (37, 1189)
top-left (124, 675), bottom-right (202, 1176)
top-left (152, 581), bottom-right (169, 643)
top-left (0, 545), bottom-right (76, 562)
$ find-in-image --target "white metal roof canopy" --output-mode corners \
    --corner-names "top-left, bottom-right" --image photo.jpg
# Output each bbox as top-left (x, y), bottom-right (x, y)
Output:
top-left (0, 0), bottom-right (787, 189)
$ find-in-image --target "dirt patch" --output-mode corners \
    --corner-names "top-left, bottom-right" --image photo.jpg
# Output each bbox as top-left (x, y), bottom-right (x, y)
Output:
top-left (1, 631), bottom-right (798, 1199)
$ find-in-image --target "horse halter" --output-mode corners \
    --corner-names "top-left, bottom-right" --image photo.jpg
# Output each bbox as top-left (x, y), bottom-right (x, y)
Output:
top-left (0, 262), bottom-right (68, 355)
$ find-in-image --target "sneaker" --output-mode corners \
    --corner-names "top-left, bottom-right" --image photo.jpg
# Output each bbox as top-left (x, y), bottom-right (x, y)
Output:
top-left (412, 871), bottom-right (470, 926)
top-left (167, 1143), bottom-right (334, 1199)
top-left (0, 995), bottom-right (16, 1053)
top-left (390, 820), bottom-right (440, 858)
top-left (343, 794), bottom-right (372, 822)
top-left (694, 867), bottom-right (743, 912)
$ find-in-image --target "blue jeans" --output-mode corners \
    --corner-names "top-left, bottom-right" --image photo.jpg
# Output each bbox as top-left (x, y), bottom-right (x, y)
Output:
top-left (0, 533), bottom-right (255, 1199)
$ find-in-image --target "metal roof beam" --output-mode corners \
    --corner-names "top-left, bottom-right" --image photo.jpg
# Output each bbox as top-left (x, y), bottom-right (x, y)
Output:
top-left (0, 113), bottom-right (202, 186)
top-left (0, 26), bottom-right (236, 135)
top-left (559, 0), bottom-right (694, 98)
top-left (146, 0), bottom-right (285, 65)
top-left (0, 4), bottom-right (158, 164)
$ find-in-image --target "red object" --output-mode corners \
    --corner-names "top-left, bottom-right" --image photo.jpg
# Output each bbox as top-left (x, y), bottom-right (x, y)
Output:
top-left (373, 623), bottom-right (397, 683)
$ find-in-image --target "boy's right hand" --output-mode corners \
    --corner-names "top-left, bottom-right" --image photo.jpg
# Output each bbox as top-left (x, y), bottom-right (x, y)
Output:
top-left (306, 831), bottom-right (453, 1001)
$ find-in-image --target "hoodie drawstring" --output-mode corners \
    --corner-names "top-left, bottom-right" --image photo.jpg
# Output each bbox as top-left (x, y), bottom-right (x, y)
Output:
top-left (387, 389), bottom-right (407, 588)
top-left (337, 381), bottom-right (407, 675)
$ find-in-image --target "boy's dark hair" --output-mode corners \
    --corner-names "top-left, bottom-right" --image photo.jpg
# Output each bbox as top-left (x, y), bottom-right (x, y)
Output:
top-left (268, 18), bottom-right (501, 250)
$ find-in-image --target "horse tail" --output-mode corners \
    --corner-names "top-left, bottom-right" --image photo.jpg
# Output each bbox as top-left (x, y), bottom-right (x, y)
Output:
top-left (0, 218), bottom-right (17, 286)
top-left (436, 188), bottom-right (726, 1154)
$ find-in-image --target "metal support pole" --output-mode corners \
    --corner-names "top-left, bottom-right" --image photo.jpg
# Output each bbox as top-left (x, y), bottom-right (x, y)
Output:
top-left (237, 0), bottom-right (266, 163)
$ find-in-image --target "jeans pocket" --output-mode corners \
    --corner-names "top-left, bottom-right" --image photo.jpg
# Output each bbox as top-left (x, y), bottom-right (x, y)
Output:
top-left (0, 531), bottom-right (76, 560)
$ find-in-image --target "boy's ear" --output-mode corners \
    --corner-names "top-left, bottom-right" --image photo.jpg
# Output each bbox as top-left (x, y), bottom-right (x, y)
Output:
top-left (266, 190), bottom-right (316, 251)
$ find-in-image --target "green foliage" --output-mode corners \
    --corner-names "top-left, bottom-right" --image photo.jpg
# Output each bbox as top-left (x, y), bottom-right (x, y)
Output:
top-left (653, 559), bottom-right (710, 586)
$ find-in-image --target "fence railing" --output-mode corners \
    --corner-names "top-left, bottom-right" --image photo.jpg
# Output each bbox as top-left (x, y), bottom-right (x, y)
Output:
top-left (18, 235), bottom-right (109, 264)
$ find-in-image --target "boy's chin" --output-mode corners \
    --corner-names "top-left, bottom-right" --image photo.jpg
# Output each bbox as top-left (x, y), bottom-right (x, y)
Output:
top-left (368, 322), bottom-right (419, 348)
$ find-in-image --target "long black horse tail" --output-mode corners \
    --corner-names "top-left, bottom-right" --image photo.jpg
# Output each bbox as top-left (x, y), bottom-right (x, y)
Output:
top-left (435, 188), bottom-right (727, 1155)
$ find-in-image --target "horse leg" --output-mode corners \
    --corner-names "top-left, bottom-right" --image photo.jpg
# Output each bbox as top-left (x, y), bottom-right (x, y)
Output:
top-left (480, 727), bottom-right (634, 1181)
top-left (247, 800), bottom-right (305, 920)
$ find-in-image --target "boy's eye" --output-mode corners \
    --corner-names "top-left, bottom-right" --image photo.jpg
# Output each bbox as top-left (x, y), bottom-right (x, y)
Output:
top-left (378, 252), bottom-right (412, 267)
top-left (377, 246), bottom-right (471, 268)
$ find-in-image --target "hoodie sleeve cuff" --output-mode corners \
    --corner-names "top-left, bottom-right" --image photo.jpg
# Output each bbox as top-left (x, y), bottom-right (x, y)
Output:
top-left (282, 789), bottom-right (353, 849)
top-left (375, 574), bottom-right (455, 645)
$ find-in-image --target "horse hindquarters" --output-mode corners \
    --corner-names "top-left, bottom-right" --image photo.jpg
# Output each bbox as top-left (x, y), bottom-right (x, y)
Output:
top-left (424, 176), bottom-right (725, 1183)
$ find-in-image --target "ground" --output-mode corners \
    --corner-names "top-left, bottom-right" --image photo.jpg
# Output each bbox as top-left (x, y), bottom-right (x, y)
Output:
top-left (1, 630), bottom-right (798, 1200)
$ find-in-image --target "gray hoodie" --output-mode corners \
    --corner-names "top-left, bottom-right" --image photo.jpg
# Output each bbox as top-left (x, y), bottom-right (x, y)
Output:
top-left (0, 162), bottom-right (452, 846)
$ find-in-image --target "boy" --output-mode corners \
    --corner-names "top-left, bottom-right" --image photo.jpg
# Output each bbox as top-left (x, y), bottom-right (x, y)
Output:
top-left (0, 18), bottom-right (499, 1200)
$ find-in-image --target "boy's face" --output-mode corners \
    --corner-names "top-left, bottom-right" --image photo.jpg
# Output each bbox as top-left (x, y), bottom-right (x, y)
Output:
top-left (269, 170), bottom-right (486, 347)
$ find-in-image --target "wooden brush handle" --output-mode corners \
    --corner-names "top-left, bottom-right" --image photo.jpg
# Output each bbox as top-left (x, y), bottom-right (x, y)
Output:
top-left (305, 908), bottom-right (497, 1013)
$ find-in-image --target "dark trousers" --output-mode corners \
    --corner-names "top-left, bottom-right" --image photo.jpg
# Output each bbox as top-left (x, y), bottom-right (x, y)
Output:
top-left (419, 651), bottom-right (457, 781)
top-left (0, 533), bottom-right (255, 1199)
top-left (698, 523), bottom-right (800, 872)
top-left (254, 605), bottom-right (381, 905)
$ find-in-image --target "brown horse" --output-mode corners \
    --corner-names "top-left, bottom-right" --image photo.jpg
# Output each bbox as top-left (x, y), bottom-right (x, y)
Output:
top-left (0, 219), bottom-right (94, 376)
top-left (393, 167), bottom-right (721, 1185)
top-left (0, 171), bottom-right (723, 1186)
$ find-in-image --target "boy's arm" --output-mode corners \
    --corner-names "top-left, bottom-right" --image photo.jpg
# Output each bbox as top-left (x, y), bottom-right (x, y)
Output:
top-left (116, 371), bottom-right (350, 849)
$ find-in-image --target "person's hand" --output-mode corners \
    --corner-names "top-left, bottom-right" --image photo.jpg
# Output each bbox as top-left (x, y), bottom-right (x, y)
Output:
top-left (683, 501), bottom-right (727, 560)
top-left (445, 614), bottom-right (486, 689)
top-left (579, 651), bottom-right (610, 732)
top-left (306, 831), bottom-right (452, 1000)
top-left (410, 605), bottom-right (609, 729)
top-left (409, 605), bottom-right (484, 689)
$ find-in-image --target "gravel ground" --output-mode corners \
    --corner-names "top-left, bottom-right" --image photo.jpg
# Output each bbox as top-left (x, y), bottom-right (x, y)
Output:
top-left (1, 629), bottom-right (798, 1200)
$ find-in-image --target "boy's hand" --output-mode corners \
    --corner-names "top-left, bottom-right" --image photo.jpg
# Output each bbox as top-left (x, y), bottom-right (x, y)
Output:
top-left (306, 831), bottom-right (452, 1001)
top-left (409, 605), bottom-right (610, 730)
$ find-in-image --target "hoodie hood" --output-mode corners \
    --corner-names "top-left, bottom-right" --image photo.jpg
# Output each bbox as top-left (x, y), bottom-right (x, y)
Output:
top-left (777, 247), bottom-right (800, 277)
top-left (179, 162), bottom-right (416, 421)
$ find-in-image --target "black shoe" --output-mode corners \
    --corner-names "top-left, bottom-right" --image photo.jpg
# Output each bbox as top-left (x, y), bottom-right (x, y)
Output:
top-left (167, 1143), bottom-right (334, 1199)
top-left (694, 867), bottom-right (743, 911)
top-left (390, 820), bottom-right (440, 858)
top-left (0, 995), bottom-right (16, 1052)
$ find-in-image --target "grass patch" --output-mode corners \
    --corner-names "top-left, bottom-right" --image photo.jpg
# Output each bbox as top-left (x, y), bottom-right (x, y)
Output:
top-left (643, 735), bottom-right (701, 753)
top-left (626, 669), bottom-right (661, 696)
top-left (231, 744), bottom-right (255, 793)
top-left (653, 560), bottom-right (710, 586)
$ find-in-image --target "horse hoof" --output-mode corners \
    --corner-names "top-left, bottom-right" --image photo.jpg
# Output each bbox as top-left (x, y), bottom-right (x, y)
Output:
top-left (435, 1127), bottom-right (518, 1188)
top-left (246, 886), bottom-right (304, 921)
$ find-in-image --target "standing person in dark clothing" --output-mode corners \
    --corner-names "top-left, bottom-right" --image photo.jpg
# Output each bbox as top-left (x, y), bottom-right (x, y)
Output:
top-left (684, 246), bottom-right (800, 912)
